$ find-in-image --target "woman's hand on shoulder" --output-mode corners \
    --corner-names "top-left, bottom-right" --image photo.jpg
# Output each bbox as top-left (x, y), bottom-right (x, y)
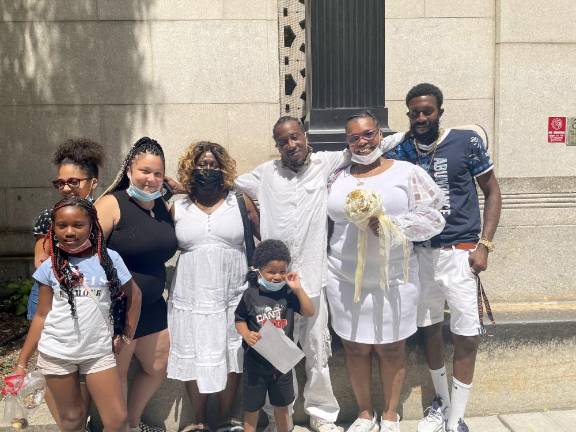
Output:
top-left (164, 176), bottom-right (187, 195)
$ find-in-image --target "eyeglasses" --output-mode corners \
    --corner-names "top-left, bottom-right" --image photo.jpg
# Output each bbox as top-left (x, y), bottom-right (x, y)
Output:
top-left (346, 129), bottom-right (379, 145)
top-left (51, 178), bottom-right (90, 190)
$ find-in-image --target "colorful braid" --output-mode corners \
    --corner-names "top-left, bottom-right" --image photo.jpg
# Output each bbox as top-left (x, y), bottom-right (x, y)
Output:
top-left (48, 223), bottom-right (78, 318)
top-left (94, 217), bottom-right (126, 336)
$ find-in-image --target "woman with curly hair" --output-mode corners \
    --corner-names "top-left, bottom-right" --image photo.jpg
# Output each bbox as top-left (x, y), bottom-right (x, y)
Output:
top-left (15, 196), bottom-right (141, 432)
top-left (29, 138), bottom-right (105, 320)
top-left (96, 137), bottom-right (178, 432)
top-left (168, 141), bottom-right (259, 432)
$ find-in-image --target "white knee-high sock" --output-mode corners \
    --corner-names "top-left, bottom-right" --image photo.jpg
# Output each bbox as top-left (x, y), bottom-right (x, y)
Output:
top-left (446, 377), bottom-right (472, 430)
top-left (430, 366), bottom-right (451, 408)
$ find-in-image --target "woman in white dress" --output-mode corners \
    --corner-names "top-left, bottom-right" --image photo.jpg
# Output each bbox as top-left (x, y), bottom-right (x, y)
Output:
top-left (326, 112), bottom-right (445, 432)
top-left (168, 142), bottom-right (259, 432)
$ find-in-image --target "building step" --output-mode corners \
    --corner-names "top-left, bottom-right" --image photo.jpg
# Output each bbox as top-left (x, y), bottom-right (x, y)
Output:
top-left (2, 301), bottom-right (574, 430)
top-left (303, 301), bottom-right (576, 424)
top-left (97, 300), bottom-right (575, 429)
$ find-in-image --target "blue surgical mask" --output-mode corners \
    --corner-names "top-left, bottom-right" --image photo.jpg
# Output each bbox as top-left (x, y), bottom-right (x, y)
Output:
top-left (126, 183), bottom-right (163, 202)
top-left (258, 276), bottom-right (286, 292)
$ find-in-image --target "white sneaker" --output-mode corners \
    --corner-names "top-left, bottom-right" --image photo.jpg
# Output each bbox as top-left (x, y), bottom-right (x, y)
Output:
top-left (310, 416), bottom-right (344, 432)
top-left (446, 419), bottom-right (469, 432)
top-left (346, 413), bottom-right (379, 432)
top-left (379, 414), bottom-right (400, 432)
top-left (263, 414), bottom-right (294, 432)
top-left (417, 397), bottom-right (447, 432)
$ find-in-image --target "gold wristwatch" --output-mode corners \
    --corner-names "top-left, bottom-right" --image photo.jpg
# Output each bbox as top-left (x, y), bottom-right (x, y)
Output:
top-left (478, 238), bottom-right (495, 252)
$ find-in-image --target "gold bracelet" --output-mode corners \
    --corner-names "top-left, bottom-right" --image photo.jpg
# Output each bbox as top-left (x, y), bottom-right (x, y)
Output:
top-left (15, 363), bottom-right (27, 371)
top-left (478, 238), bottom-right (495, 253)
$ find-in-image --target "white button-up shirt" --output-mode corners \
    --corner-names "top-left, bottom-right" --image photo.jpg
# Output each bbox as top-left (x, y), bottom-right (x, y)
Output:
top-left (236, 151), bottom-right (348, 297)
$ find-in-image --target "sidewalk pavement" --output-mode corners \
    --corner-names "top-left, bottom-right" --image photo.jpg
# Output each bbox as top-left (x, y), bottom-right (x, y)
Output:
top-left (0, 403), bottom-right (575, 432)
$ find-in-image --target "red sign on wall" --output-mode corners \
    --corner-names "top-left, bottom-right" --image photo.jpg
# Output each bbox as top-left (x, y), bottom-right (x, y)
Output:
top-left (548, 117), bottom-right (566, 143)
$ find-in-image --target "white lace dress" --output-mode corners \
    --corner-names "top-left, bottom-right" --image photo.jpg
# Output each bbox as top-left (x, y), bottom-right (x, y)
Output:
top-left (327, 161), bottom-right (445, 344)
top-left (167, 193), bottom-right (248, 393)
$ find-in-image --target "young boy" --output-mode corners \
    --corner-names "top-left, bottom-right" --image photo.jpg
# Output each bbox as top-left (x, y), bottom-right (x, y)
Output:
top-left (235, 240), bottom-right (315, 432)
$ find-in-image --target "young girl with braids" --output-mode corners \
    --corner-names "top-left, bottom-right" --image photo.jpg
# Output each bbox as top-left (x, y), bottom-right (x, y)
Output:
top-left (14, 196), bottom-right (142, 432)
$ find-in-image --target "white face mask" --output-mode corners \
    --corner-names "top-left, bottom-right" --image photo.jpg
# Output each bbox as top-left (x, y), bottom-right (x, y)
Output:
top-left (351, 146), bottom-right (383, 165)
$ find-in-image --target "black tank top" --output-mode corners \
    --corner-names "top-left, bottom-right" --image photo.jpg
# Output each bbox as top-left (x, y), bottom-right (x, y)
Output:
top-left (107, 191), bottom-right (178, 306)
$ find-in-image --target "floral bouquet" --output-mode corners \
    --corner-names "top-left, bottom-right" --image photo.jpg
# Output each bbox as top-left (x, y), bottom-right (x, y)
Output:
top-left (345, 189), bottom-right (408, 302)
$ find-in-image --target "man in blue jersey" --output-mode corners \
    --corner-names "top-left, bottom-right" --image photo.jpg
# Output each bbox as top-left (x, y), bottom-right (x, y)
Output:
top-left (384, 83), bottom-right (502, 432)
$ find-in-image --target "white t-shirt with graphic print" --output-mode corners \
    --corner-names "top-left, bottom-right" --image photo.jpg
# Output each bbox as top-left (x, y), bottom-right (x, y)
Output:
top-left (33, 249), bottom-right (132, 361)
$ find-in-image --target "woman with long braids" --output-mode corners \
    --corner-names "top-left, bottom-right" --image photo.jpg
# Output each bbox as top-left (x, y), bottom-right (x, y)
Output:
top-left (96, 137), bottom-right (178, 432)
top-left (167, 142), bottom-right (259, 432)
top-left (14, 197), bottom-right (141, 432)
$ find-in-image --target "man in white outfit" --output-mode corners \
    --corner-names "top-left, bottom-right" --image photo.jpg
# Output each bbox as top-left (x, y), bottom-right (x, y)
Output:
top-left (235, 116), bottom-right (347, 431)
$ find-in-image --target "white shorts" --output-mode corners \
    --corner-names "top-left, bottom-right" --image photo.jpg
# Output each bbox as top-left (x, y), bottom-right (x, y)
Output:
top-left (37, 352), bottom-right (116, 376)
top-left (416, 246), bottom-right (482, 336)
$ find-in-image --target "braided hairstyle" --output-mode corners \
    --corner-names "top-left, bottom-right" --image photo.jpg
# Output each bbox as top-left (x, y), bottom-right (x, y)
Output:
top-left (101, 136), bottom-right (165, 196)
top-left (246, 239), bottom-right (292, 287)
top-left (47, 196), bottom-right (126, 335)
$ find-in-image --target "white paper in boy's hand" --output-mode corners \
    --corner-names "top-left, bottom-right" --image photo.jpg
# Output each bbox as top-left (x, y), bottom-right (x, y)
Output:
top-left (252, 320), bottom-right (304, 374)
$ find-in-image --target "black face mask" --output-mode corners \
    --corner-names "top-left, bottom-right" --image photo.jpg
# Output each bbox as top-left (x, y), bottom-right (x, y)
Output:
top-left (192, 168), bottom-right (224, 192)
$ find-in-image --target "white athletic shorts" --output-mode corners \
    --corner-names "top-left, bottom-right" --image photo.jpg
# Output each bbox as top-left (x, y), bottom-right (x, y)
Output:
top-left (37, 352), bottom-right (116, 376)
top-left (416, 246), bottom-right (482, 336)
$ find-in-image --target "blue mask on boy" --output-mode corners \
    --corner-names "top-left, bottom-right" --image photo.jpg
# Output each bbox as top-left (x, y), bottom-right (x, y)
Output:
top-left (258, 277), bottom-right (286, 292)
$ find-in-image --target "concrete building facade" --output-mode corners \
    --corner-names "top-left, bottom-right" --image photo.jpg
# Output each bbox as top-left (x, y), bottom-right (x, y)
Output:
top-left (1, 1), bottom-right (576, 427)
top-left (2, 0), bottom-right (575, 304)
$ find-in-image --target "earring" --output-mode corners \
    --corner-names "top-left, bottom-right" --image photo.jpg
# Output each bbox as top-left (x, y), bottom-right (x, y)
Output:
top-left (89, 233), bottom-right (95, 240)
top-left (53, 234), bottom-right (58, 241)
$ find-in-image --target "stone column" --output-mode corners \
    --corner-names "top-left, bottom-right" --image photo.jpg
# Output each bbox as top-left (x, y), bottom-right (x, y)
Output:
top-left (305, 0), bottom-right (390, 150)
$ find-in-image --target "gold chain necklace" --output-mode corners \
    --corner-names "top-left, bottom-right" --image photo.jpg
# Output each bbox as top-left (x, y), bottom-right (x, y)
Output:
top-left (413, 128), bottom-right (444, 172)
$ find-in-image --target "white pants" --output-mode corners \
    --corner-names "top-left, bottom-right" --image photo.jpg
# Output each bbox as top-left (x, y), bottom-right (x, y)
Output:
top-left (263, 291), bottom-right (340, 422)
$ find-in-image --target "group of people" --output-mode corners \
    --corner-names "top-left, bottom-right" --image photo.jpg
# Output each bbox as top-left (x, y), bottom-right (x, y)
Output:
top-left (12, 82), bottom-right (501, 432)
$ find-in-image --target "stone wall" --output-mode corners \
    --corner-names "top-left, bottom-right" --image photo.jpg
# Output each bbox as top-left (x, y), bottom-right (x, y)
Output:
top-left (1, 0), bottom-right (576, 293)
top-left (0, 0), bottom-right (280, 257)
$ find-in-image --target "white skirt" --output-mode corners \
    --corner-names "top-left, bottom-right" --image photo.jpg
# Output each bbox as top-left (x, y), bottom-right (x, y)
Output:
top-left (167, 297), bottom-right (243, 393)
top-left (326, 256), bottom-right (420, 345)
